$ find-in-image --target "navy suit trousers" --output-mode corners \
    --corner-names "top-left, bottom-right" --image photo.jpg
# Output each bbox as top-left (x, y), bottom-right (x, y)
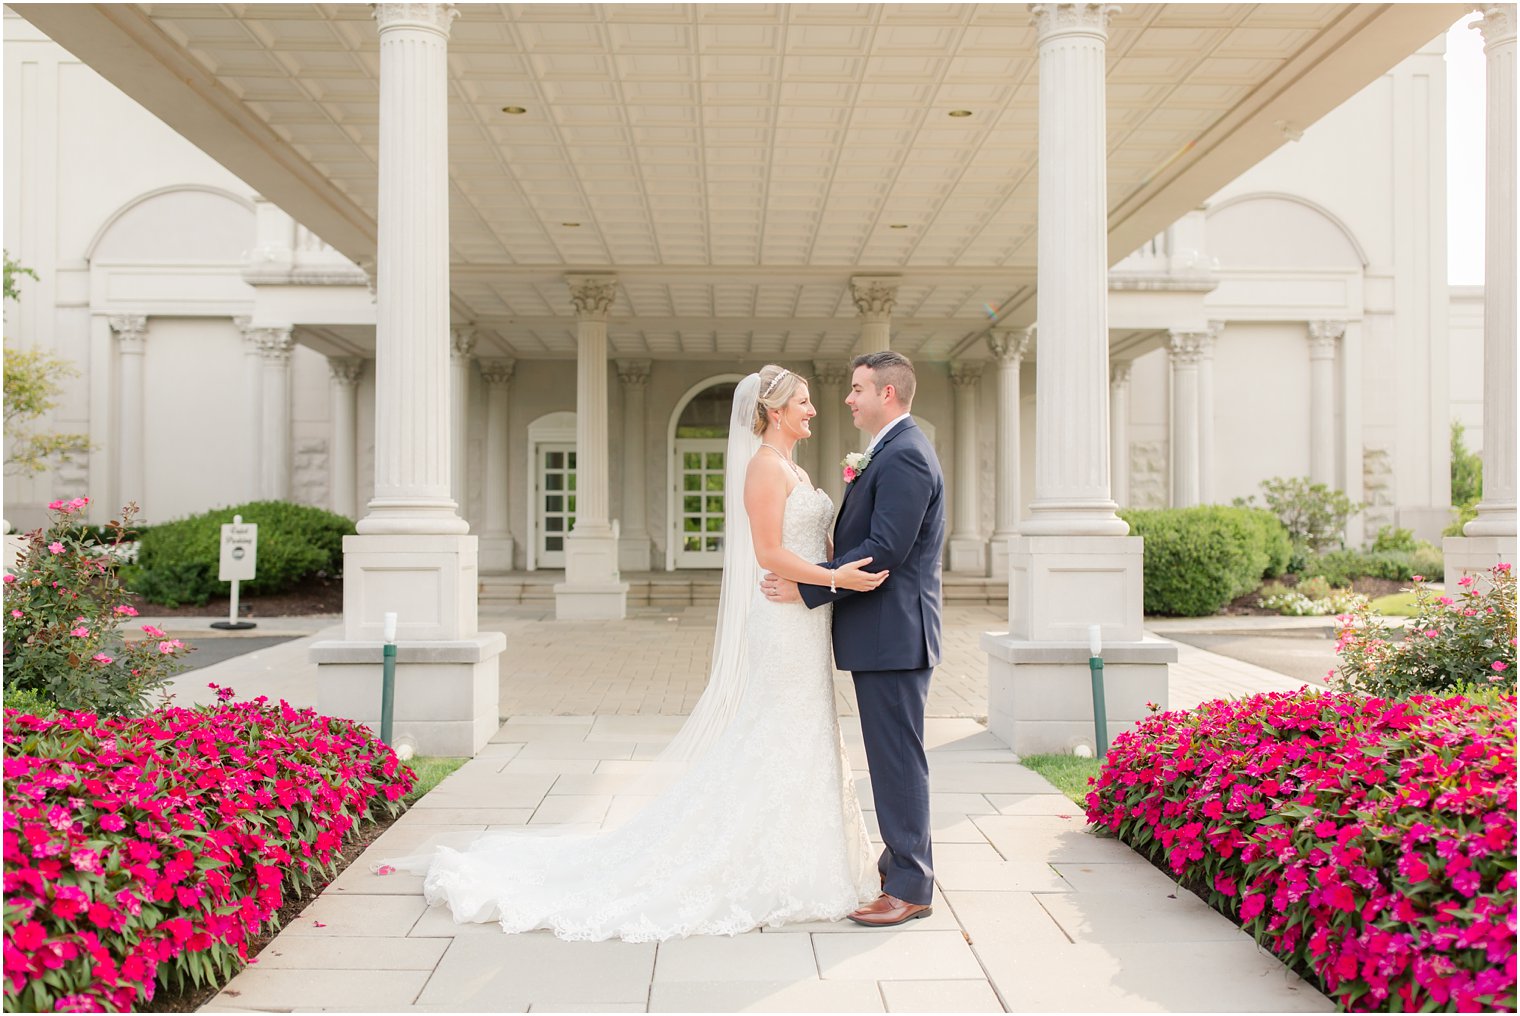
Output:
top-left (853, 666), bottom-right (934, 905)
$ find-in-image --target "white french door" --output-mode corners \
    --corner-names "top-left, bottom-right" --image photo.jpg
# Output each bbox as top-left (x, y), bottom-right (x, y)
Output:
top-left (673, 439), bottom-right (726, 568)
top-left (535, 442), bottom-right (576, 568)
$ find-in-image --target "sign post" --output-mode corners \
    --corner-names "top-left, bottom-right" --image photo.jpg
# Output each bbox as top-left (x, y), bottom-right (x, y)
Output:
top-left (211, 515), bottom-right (258, 631)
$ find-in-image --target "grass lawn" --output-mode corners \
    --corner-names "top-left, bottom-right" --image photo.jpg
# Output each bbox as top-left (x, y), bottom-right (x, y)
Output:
top-left (1021, 753), bottom-right (1104, 807)
top-left (402, 755), bottom-right (467, 804)
top-left (1368, 591), bottom-right (1420, 616)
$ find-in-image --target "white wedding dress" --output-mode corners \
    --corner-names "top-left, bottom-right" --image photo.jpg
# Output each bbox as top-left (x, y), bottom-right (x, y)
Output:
top-left (404, 484), bottom-right (877, 941)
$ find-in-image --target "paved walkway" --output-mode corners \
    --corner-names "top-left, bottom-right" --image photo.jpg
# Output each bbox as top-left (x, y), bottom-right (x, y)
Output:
top-left (164, 607), bottom-right (1329, 1013)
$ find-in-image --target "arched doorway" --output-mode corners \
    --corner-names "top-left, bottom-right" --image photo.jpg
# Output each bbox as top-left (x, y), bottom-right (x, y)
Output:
top-left (666, 376), bottom-right (743, 569)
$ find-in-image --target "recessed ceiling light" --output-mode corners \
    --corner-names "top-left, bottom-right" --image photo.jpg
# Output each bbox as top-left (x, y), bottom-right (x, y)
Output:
top-left (948, 109), bottom-right (973, 118)
top-left (889, 224), bottom-right (908, 229)
top-left (501, 106), bottom-right (527, 115)
top-left (561, 222), bottom-right (581, 228)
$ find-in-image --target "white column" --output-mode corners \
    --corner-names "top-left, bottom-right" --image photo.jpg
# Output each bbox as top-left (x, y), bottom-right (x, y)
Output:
top-left (852, 277), bottom-right (898, 356)
top-left (1468, 4), bottom-right (1518, 540)
top-left (358, 2), bottom-right (465, 537)
top-left (110, 314), bottom-right (147, 510)
top-left (556, 274), bottom-right (628, 619)
top-left (1307, 320), bottom-right (1343, 488)
top-left (313, 4), bottom-right (503, 760)
top-left (1109, 359), bottom-right (1132, 508)
top-left (450, 325), bottom-right (476, 517)
top-left (328, 357), bottom-right (363, 519)
top-left (235, 315), bottom-right (264, 503)
top-left (256, 326), bottom-right (294, 501)
top-left (479, 358), bottom-right (516, 573)
top-left (616, 359), bottom-right (653, 572)
top-left (1021, 4), bottom-right (1125, 538)
top-left (988, 328), bottom-right (1032, 578)
top-left (1198, 321), bottom-right (1220, 504)
top-left (948, 361), bottom-right (987, 574)
top-left (813, 360), bottom-right (850, 504)
top-left (989, 3), bottom-right (1172, 759)
top-left (1449, 4), bottom-right (1518, 579)
top-left (1168, 330), bottom-right (1206, 508)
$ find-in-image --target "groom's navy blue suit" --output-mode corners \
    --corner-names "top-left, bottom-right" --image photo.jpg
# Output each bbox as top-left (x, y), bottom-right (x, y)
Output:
top-left (798, 417), bottom-right (944, 905)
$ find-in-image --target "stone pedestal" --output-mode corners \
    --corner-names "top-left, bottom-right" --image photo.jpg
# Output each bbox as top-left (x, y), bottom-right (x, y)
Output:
top-left (1443, 535), bottom-right (1516, 588)
top-left (556, 525), bottom-right (628, 619)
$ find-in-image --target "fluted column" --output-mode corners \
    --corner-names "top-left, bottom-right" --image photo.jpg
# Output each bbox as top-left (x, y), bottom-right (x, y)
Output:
top-left (1198, 322), bottom-right (1220, 504)
top-left (556, 275), bottom-right (628, 619)
top-left (479, 358), bottom-right (516, 572)
top-left (234, 316), bottom-right (264, 503)
top-left (1109, 360), bottom-right (1132, 508)
top-left (813, 360), bottom-right (850, 503)
top-left (110, 314), bottom-right (147, 509)
top-left (852, 277), bottom-right (898, 357)
top-left (359, 2), bottom-right (465, 535)
top-left (948, 361), bottom-right (987, 573)
top-left (256, 327), bottom-right (294, 500)
top-left (1467, 4), bottom-right (1518, 539)
top-left (450, 325), bottom-right (476, 516)
top-left (617, 359), bottom-right (653, 571)
top-left (1307, 320), bottom-right (1344, 488)
top-left (1023, 3), bottom-right (1125, 536)
top-left (328, 358), bottom-right (364, 519)
top-left (1169, 330), bottom-right (1206, 507)
top-left (987, 328), bottom-right (1032, 577)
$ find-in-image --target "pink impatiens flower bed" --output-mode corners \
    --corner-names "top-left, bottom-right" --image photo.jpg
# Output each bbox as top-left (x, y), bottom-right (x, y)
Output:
top-left (1086, 689), bottom-right (1516, 1012)
top-left (2, 691), bottom-right (415, 1012)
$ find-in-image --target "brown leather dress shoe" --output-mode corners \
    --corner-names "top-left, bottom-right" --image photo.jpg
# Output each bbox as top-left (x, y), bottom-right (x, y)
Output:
top-left (847, 893), bottom-right (933, 927)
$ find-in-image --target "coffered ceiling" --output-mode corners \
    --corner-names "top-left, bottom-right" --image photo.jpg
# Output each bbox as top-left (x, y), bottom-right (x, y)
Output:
top-left (14, 3), bottom-right (1464, 361)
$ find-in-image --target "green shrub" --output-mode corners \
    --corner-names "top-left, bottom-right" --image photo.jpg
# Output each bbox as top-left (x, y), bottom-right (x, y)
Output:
top-left (1122, 506), bottom-right (1282, 617)
top-left (1235, 476), bottom-right (1362, 569)
top-left (1450, 421), bottom-right (1483, 509)
top-left (1304, 544), bottom-right (1446, 586)
top-left (1243, 508), bottom-right (1292, 577)
top-left (1412, 542), bottom-right (1445, 581)
top-left (127, 500), bottom-right (353, 607)
top-left (2, 685), bottom-right (55, 718)
top-left (1370, 525), bottom-right (1418, 554)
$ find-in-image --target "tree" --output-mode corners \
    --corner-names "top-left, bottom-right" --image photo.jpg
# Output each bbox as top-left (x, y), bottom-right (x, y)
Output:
top-left (3, 253), bottom-right (90, 475)
top-left (1450, 420), bottom-right (1483, 508)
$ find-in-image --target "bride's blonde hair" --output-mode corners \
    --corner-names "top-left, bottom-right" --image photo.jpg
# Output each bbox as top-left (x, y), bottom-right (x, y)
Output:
top-left (751, 364), bottom-right (806, 436)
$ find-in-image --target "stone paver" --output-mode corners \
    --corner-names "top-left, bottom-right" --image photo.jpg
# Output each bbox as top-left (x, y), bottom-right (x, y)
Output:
top-left (194, 608), bottom-right (1337, 1013)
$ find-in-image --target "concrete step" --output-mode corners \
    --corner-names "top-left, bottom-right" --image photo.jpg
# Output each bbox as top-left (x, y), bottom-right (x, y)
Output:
top-left (480, 572), bottom-right (1008, 607)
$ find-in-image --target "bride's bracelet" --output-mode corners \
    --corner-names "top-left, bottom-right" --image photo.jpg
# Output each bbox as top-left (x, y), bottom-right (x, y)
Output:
top-left (829, 569), bottom-right (837, 594)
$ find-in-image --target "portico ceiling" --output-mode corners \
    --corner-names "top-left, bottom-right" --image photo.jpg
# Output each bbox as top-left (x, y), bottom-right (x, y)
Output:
top-left (16, 2), bottom-right (1463, 362)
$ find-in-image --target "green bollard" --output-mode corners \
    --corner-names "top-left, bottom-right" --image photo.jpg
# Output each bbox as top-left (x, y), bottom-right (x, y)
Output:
top-left (1087, 624), bottom-right (1108, 759)
top-left (381, 612), bottom-right (397, 746)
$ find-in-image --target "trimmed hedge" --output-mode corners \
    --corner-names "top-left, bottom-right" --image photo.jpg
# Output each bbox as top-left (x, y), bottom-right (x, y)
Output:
top-left (1120, 506), bottom-right (1290, 617)
top-left (126, 501), bottom-right (354, 607)
top-left (1303, 545), bottom-right (1445, 585)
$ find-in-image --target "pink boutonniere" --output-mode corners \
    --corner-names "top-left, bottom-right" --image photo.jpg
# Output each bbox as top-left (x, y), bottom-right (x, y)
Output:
top-left (841, 451), bottom-right (871, 484)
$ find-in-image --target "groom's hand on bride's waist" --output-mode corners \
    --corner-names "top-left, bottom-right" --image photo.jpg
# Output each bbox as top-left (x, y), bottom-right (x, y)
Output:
top-left (759, 573), bottom-right (802, 603)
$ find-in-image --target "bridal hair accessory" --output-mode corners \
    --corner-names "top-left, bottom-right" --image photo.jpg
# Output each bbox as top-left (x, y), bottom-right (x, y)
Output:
top-left (841, 450), bottom-right (871, 484)
top-left (760, 368), bottom-right (792, 399)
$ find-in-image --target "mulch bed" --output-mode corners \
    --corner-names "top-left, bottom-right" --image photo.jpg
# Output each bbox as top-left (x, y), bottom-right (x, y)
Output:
top-left (1218, 575), bottom-right (1409, 616)
top-left (126, 576), bottom-right (345, 619)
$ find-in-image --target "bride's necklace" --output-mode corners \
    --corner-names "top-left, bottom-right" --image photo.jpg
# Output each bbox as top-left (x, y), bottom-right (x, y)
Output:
top-left (760, 442), bottom-right (804, 480)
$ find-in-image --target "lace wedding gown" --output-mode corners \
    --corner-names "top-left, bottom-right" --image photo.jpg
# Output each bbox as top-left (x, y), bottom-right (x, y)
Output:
top-left (404, 484), bottom-right (877, 941)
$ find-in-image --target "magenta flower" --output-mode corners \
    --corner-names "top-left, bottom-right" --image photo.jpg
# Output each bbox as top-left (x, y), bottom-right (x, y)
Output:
top-left (113, 604), bottom-right (139, 617)
top-left (69, 627), bottom-right (89, 638)
top-left (46, 542), bottom-right (64, 555)
top-left (1493, 661), bottom-right (1508, 673)
top-left (91, 653), bottom-right (112, 665)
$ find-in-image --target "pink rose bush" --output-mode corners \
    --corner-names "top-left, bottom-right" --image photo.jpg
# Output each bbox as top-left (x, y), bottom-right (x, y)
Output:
top-left (1332, 564), bottom-right (1515, 698)
top-left (1086, 689), bottom-right (1516, 1012)
top-left (4, 500), bottom-right (190, 716)
top-left (2, 691), bottom-right (416, 1012)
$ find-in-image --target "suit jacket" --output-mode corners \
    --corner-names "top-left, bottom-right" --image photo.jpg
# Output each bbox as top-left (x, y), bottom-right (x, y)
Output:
top-left (798, 417), bottom-right (945, 672)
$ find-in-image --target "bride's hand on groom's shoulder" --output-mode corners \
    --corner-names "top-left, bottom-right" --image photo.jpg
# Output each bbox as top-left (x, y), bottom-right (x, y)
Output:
top-left (836, 557), bottom-right (888, 592)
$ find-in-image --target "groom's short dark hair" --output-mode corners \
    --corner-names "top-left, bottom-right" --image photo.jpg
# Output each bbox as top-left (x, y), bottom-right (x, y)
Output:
top-left (852, 351), bottom-right (917, 408)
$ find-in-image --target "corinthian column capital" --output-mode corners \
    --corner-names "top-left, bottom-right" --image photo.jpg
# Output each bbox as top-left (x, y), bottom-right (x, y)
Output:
top-left (1476, 4), bottom-right (1517, 49)
top-left (374, 3), bottom-right (458, 36)
top-left (616, 359), bottom-right (651, 387)
top-left (1110, 360), bottom-right (1133, 386)
top-left (256, 326), bottom-right (295, 363)
top-left (987, 327), bottom-right (1033, 364)
top-left (567, 275), bottom-right (619, 321)
top-left (450, 325), bottom-right (477, 360)
top-left (479, 358), bottom-right (517, 387)
top-left (328, 357), bottom-right (365, 386)
top-left (1029, 3), bottom-right (1118, 42)
top-left (1168, 329), bottom-right (1208, 367)
top-left (850, 277), bottom-right (899, 320)
top-left (949, 361), bottom-right (985, 388)
top-left (813, 360), bottom-right (850, 386)
top-left (109, 314), bottom-right (148, 352)
top-left (1308, 320), bottom-right (1346, 359)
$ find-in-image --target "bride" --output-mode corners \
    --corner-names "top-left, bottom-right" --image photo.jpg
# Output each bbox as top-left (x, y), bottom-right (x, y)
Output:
top-left (386, 365), bottom-right (887, 941)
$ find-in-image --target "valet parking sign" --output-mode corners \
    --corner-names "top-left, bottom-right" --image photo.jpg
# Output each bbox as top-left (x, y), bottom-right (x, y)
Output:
top-left (219, 518), bottom-right (258, 582)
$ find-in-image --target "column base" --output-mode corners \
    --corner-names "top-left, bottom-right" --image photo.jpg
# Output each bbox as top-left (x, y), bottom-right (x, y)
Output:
top-left (1443, 535), bottom-right (1517, 589)
top-left (948, 535), bottom-right (988, 575)
top-left (310, 633), bottom-right (505, 757)
top-left (981, 634), bottom-right (1176, 756)
top-left (988, 532), bottom-right (1015, 579)
top-left (618, 535), bottom-right (653, 572)
top-left (1008, 535), bottom-right (1146, 642)
top-left (479, 534), bottom-right (516, 574)
top-left (556, 528), bottom-right (629, 619)
top-left (340, 534), bottom-right (480, 641)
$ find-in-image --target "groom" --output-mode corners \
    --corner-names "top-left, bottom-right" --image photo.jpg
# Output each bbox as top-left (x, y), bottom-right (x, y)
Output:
top-left (761, 350), bottom-right (945, 926)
